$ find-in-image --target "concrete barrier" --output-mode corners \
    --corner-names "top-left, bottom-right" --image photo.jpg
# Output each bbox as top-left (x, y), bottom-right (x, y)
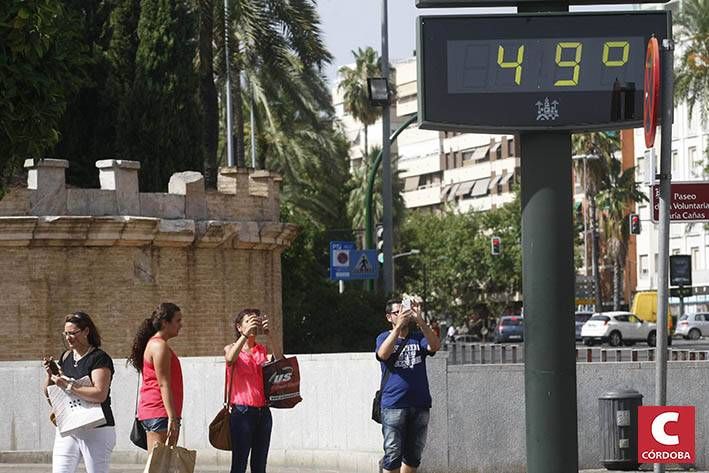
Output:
top-left (1, 354), bottom-right (708, 472)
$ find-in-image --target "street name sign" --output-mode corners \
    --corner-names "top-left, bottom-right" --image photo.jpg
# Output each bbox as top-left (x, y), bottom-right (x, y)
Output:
top-left (329, 241), bottom-right (379, 281)
top-left (417, 12), bottom-right (668, 133)
top-left (651, 182), bottom-right (709, 222)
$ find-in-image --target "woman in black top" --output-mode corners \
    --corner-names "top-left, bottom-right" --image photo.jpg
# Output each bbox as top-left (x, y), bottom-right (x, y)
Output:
top-left (42, 312), bottom-right (116, 473)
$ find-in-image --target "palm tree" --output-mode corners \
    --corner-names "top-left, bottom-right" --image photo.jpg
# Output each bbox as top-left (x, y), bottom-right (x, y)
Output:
top-left (337, 47), bottom-right (384, 158)
top-left (572, 132), bottom-right (618, 312)
top-left (596, 156), bottom-right (648, 310)
top-left (213, 0), bottom-right (332, 168)
top-left (347, 146), bottom-right (406, 242)
top-left (675, 0), bottom-right (709, 123)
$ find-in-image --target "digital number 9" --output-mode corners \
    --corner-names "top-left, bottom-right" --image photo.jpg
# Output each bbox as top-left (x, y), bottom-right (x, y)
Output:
top-left (497, 45), bottom-right (525, 85)
top-left (554, 42), bottom-right (583, 87)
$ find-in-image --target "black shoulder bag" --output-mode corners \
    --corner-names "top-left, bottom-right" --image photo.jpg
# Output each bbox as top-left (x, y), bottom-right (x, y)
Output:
top-left (371, 335), bottom-right (408, 424)
top-left (130, 377), bottom-right (147, 450)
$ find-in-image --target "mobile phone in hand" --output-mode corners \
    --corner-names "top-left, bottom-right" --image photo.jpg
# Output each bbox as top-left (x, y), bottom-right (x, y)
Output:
top-left (46, 358), bottom-right (60, 375)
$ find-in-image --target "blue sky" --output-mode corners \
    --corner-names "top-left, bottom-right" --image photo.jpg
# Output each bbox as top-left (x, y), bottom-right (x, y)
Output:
top-left (316, 0), bottom-right (636, 86)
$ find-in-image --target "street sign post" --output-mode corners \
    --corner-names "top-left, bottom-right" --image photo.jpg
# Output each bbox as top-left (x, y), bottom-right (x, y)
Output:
top-left (329, 241), bottom-right (379, 281)
top-left (651, 182), bottom-right (709, 222)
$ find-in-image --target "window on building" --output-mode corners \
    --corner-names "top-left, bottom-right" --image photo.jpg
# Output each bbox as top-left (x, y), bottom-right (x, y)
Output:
top-left (692, 246), bottom-right (701, 270)
top-left (672, 150), bottom-right (679, 173)
top-left (640, 255), bottom-right (649, 276)
top-left (636, 156), bottom-right (644, 181)
top-left (689, 146), bottom-right (699, 176)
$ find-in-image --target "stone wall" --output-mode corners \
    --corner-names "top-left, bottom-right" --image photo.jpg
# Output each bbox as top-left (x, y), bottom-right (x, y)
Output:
top-left (2, 356), bottom-right (708, 472)
top-left (0, 159), bottom-right (297, 361)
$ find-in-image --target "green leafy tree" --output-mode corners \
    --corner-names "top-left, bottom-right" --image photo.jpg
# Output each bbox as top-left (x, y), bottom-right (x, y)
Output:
top-left (596, 157), bottom-right (648, 310)
top-left (346, 146), bottom-right (406, 237)
top-left (0, 0), bottom-right (87, 196)
top-left (337, 47), bottom-right (383, 158)
top-left (397, 211), bottom-right (486, 324)
top-left (54, 0), bottom-right (123, 188)
top-left (675, 0), bottom-right (709, 123)
top-left (213, 0), bottom-right (332, 168)
top-left (119, 0), bottom-right (203, 191)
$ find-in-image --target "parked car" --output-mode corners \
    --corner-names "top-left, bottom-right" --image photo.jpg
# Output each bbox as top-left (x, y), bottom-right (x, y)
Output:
top-left (494, 316), bottom-right (524, 343)
top-left (581, 311), bottom-right (659, 347)
top-left (452, 334), bottom-right (479, 344)
top-left (575, 311), bottom-right (593, 341)
top-left (675, 313), bottom-right (709, 340)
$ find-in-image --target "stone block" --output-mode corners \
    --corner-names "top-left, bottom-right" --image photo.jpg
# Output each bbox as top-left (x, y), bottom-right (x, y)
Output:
top-left (168, 171), bottom-right (207, 220)
top-left (24, 158), bottom-right (68, 215)
top-left (217, 167), bottom-right (250, 198)
top-left (85, 216), bottom-right (126, 246)
top-left (0, 216), bottom-right (37, 246)
top-left (96, 160), bottom-right (140, 215)
top-left (194, 221), bottom-right (239, 247)
top-left (115, 216), bottom-right (159, 246)
top-left (0, 188), bottom-right (31, 216)
top-left (32, 216), bottom-right (92, 246)
top-left (154, 219), bottom-right (195, 247)
top-left (67, 189), bottom-right (118, 216)
top-left (139, 193), bottom-right (186, 219)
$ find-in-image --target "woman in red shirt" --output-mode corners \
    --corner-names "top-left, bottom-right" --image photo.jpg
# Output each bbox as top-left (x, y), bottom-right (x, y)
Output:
top-left (224, 308), bottom-right (283, 473)
top-left (128, 303), bottom-right (184, 452)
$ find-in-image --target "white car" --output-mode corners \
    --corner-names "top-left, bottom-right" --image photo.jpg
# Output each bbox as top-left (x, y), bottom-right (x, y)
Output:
top-left (581, 311), bottom-right (658, 347)
top-left (675, 313), bottom-right (709, 340)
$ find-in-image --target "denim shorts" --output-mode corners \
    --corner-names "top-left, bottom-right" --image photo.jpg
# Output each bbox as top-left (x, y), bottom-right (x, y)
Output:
top-left (381, 407), bottom-right (430, 470)
top-left (140, 417), bottom-right (169, 432)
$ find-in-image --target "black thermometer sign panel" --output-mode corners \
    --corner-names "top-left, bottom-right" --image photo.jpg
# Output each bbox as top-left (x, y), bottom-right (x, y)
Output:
top-left (418, 13), bottom-right (669, 132)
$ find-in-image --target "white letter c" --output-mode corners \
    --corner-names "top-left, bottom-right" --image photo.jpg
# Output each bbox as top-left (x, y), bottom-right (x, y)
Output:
top-left (651, 412), bottom-right (680, 446)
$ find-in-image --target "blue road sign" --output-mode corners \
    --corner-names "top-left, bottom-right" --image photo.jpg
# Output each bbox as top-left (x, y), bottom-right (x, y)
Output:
top-left (329, 241), bottom-right (379, 281)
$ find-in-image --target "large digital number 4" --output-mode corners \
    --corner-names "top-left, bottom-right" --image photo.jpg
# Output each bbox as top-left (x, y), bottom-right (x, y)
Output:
top-left (554, 42), bottom-right (582, 87)
top-left (603, 41), bottom-right (630, 67)
top-left (497, 45), bottom-right (524, 85)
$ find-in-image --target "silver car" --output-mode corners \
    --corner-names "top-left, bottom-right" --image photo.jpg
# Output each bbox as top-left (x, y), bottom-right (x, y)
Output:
top-left (675, 313), bottom-right (709, 340)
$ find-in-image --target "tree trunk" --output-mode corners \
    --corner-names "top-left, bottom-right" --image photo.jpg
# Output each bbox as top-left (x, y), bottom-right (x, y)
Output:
top-left (589, 195), bottom-right (603, 312)
top-left (198, 0), bottom-right (218, 188)
top-left (613, 257), bottom-right (621, 311)
top-left (364, 124), bottom-right (369, 159)
top-left (232, 40), bottom-right (246, 168)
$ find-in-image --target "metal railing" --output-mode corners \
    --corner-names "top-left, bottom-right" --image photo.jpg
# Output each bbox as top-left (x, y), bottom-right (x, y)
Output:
top-left (445, 342), bottom-right (709, 365)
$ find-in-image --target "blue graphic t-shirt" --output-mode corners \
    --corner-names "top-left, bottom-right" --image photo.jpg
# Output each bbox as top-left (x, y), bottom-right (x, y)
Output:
top-left (375, 330), bottom-right (434, 409)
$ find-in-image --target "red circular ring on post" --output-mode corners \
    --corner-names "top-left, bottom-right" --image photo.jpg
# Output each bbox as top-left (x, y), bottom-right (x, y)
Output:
top-left (644, 37), bottom-right (660, 148)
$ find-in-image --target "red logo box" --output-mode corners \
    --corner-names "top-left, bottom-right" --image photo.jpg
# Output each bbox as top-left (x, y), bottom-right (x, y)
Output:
top-left (638, 406), bottom-right (695, 464)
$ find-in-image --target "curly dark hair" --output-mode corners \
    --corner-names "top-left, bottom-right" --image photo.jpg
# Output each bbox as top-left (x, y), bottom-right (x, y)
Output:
top-left (64, 311), bottom-right (102, 347)
top-left (127, 303), bottom-right (181, 372)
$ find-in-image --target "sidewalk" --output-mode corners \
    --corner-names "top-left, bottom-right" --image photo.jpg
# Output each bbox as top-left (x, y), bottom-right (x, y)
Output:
top-left (0, 465), bottom-right (706, 473)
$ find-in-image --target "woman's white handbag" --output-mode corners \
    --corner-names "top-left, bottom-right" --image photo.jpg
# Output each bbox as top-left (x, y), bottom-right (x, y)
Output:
top-left (47, 376), bottom-right (106, 436)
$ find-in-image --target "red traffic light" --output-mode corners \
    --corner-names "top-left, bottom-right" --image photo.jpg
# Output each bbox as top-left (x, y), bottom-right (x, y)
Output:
top-left (629, 213), bottom-right (641, 235)
top-left (491, 236), bottom-right (501, 255)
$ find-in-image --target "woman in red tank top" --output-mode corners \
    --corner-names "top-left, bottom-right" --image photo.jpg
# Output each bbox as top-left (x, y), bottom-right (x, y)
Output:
top-left (224, 308), bottom-right (283, 473)
top-left (128, 303), bottom-right (184, 452)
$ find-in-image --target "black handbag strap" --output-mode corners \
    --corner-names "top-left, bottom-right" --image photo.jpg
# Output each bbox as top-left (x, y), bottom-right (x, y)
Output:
top-left (379, 334), bottom-right (409, 391)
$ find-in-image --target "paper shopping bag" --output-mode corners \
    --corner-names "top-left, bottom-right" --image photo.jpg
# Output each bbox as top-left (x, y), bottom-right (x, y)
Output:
top-left (143, 442), bottom-right (196, 473)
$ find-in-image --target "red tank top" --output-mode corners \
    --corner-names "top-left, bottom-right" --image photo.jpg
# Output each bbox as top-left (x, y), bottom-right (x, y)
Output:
top-left (138, 338), bottom-right (183, 420)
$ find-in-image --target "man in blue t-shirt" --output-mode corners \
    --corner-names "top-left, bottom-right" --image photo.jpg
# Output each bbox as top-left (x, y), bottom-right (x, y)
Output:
top-left (375, 298), bottom-right (441, 473)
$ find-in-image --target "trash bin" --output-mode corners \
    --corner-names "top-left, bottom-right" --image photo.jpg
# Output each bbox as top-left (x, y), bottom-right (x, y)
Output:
top-left (599, 389), bottom-right (643, 471)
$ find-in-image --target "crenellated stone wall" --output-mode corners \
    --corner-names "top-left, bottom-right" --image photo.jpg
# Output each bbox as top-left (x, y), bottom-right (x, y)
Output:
top-left (0, 159), bottom-right (297, 361)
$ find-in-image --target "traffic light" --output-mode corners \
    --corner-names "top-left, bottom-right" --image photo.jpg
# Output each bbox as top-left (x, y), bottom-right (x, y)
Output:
top-left (629, 213), bottom-right (641, 235)
top-left (491, 236), bottom-right (501, 255)
top-left (376, 224), bottom-right (384, 264)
